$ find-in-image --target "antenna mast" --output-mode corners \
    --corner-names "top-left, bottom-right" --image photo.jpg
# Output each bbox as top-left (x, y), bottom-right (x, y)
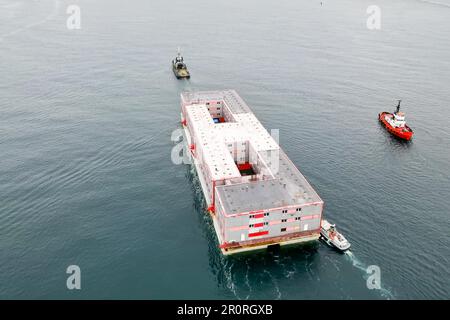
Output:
top-left (396, 99), bottom-right (402, 113)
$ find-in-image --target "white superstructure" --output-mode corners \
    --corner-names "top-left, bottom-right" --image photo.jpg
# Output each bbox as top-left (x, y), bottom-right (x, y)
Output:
top-left (385, 112), bottom-right (406, 128)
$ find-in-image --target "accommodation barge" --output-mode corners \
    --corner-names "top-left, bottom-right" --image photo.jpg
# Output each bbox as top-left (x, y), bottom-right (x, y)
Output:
top-left (181, 90), bottom-right (323, 255)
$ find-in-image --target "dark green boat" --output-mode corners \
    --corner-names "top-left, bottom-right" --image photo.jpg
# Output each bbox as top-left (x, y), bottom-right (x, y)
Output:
top-left (172, 51), bottom-right (190, 79)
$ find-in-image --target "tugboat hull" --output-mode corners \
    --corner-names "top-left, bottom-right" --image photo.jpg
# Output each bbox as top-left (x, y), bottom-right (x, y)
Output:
top-left (379, 112), bottom-right (413, 140)
top-left (172, 51), bottom-right (190, 79)
top-left (320, 233), bottom-right (351, 252)
top-left (173, 66), bottom-right (190, 79)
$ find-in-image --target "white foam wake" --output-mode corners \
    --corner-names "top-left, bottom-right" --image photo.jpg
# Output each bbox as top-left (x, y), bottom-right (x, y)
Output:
top-left (344, 251), bottom-right (395, 300)
top-left (417, 0), bottom-right (450, 8)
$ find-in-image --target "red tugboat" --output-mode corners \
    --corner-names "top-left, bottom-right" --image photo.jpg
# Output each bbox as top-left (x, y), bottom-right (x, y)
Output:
top-left (379, 100), bottom-right (414, 140)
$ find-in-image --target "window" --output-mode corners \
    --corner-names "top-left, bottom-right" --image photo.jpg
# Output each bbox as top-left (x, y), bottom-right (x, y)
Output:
top-left (282, 210), bottom-right (287, 214)
top-left (281, 228), bottom-right (286, 232)
top-left (264, 212), bottom-right (269, 217)
top-left (264, 222), bottom-right (269, 226)
top-left (249, 224), bottom-right (254, 228)
top-left (295, 217), bottom-right (301, 221)
top-left (249, 215), bottom-right (254, 219)
top-left (296, 208), bottom-right (302, 212)
top-left (282, 219), bottom-right (287, 223)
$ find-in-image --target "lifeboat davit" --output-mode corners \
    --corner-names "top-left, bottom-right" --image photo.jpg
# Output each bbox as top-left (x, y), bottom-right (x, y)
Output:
top-left (378, 100), bottom-right (413, 141)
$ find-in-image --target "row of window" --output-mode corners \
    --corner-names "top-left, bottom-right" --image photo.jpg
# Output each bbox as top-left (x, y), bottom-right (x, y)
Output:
top-left (249, 213), bottom-right (269, 219)
top-left (249, 222), bottom-right (269, 228)
top-left (249, 209), bottom-right (303, 219)
top-left (249, 217), bottom-right (302, 227)
top-left (281, 208), bottom-right (302, 214)
top-left (227, 143), bottom-right (247, 147)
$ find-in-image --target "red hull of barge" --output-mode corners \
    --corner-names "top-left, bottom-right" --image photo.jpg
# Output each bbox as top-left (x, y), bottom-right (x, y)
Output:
top-left (378, 112), bottom-right (413, 141)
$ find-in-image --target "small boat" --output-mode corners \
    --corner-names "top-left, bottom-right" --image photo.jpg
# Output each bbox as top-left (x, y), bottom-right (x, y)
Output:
top-left (172, 50), bottom-right (190, 79)
top-left (378, 100), bottom-right (413, 140)
top-left (320, 219), bottom-right (351, 252)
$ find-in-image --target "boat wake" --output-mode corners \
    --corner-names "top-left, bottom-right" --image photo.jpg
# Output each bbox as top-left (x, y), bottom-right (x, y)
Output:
top-left (416, 0), bottom-right (450, 8)
top-left (0, 0), bottom-right (61, 42)
top-left (344, 251), bottom-right (395, 300)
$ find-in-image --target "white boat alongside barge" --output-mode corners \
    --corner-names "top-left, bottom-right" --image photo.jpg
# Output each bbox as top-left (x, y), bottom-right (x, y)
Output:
top-left (320, 219), bottom-right (351, 252)
top-left (180, 90), bottom-right (324, 255)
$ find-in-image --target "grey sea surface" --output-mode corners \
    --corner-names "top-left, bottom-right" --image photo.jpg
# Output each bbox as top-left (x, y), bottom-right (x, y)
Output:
top-left (0, 0), bottom-right (449, 299)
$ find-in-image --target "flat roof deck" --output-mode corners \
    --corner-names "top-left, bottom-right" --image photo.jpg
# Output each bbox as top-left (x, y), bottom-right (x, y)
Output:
top-left (183, 90), bottom-right (323, 215)
top-left (216, 150), bottom-right (322, 214)
top-left (183, 91), bottom-right (278, 181)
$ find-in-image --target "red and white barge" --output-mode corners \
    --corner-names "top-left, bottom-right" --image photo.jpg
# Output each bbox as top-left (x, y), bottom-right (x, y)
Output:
top-left (180, 90), bottom-right (324, 255)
